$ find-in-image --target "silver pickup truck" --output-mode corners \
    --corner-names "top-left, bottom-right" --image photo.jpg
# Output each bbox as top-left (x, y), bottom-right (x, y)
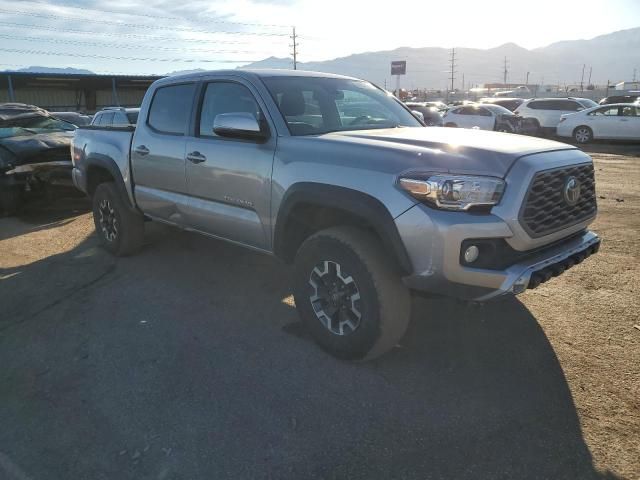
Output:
top-left (71, 70), bottom-right (600, 360)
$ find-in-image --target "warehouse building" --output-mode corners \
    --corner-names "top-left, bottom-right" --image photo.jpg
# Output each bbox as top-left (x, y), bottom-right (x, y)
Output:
top-left (0, 71), bottom-right (162, 113)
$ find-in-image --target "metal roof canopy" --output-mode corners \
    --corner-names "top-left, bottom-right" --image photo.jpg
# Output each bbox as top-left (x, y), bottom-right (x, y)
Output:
top-left (0, 71), bottom-right (162, 90)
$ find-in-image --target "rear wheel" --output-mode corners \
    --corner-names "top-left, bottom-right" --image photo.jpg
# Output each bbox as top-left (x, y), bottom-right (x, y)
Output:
top-left (573, 126), bottom-right (593, 144)
top-left (92, 182), bottom-right (144, 256)
top-left (293, 227), bottom-right (411, 360)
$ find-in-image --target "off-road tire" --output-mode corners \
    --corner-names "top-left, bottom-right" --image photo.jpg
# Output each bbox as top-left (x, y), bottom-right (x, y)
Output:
top-left (92, 182), bottom-right (144, 256)
top-left (293, 226), bottom-right (411, 361)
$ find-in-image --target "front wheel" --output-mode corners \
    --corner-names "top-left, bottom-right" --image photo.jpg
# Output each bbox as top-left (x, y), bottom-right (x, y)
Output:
top-left (573, 126), bottom-right (593, 144)
top-left (92, 182), bottom-right (144, 256)
top-left (293, 227), bottom-right (411, 360)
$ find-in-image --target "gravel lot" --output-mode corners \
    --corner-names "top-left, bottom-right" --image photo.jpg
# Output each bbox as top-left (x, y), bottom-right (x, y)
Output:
top-left (0, 147), bottom-right (638, 480)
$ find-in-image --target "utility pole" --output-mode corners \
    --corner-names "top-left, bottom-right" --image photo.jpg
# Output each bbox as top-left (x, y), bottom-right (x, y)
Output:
top-left (462, 72), bottom-right (465, 92)
top-left (290, 26), bottom-right (299, 70)
top-left (503, 56), bottom-right (508, 86)
top-left (580, 64), bottom-right (585, 92)
top-left (588, 67), bottom-right (592, 87)
top-left (448, 48), bottom-right (457, 100)
top-left (526, 71), bottom-right (530, 86)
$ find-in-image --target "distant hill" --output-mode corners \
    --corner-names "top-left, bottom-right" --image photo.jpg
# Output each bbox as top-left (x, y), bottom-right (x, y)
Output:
top-left (4, 66), bottom-right (95, 75)
top-left (240, 27), bottom-right (640, 89)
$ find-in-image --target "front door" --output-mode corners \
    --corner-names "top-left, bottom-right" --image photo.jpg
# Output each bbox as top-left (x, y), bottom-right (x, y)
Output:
top-left (131, 82), bottom-right (197, 224)
top-left (184, 79), bottom-right (276, 250)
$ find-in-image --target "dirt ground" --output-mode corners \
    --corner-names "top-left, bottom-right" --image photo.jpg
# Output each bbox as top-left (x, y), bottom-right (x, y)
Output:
top-left (0, 149), bottom-right (638, 479)
top-left (524, 151), bottom-right (640, 478)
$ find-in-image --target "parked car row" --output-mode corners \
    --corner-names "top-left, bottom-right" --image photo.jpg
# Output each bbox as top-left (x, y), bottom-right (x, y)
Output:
top-left (410, 95), bottom-right (638, 143)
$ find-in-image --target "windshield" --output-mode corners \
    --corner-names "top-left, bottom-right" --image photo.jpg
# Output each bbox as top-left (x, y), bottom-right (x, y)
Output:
top-left (0, 115), bottom-right (76, 132)
top-left (261, 76), bottom-right (422, 135)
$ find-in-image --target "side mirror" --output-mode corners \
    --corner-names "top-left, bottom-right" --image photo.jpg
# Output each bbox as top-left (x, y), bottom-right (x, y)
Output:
top-left (213, 112), bottom-right (267, 140)
top-left (411, 110), bottom-right (425, 122)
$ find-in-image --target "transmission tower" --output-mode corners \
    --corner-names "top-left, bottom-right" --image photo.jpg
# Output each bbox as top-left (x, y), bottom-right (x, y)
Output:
top-left (503, 56), bottom-right (508, 86)
top-left (448, 48), bottom-right (457, 94)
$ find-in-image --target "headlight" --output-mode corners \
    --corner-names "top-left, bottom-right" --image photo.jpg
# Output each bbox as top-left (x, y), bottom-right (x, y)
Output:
top-left (398, 174), bottom-right (505, 211)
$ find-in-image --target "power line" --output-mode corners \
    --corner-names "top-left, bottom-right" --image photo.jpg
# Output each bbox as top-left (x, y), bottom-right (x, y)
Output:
top-left (0, 21), bottom-right (282, 45)
top-left (0, 9), bottom-right (290, 36)
top-left (5, 0), bottom-right (290, 29)
top-left (0, 47), bottom-right (261, 64)
top-left (0, 33), bottom-right (283, 55)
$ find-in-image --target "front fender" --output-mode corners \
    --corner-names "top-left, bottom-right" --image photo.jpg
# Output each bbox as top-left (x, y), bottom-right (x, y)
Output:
top-left (273, 182), bottom-right (413, 275)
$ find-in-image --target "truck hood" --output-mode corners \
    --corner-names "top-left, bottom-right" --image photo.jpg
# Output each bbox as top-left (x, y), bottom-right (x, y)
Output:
top-left (324, 127), bottom-right (577, 177)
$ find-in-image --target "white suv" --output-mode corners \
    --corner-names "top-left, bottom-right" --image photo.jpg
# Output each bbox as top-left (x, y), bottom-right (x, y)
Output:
top-left (514, 98), bottom-right (598, 132)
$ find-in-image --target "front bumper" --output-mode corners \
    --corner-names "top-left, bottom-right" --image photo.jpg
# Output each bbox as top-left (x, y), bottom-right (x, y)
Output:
top-left (396, 202), bottom-right (600, 302)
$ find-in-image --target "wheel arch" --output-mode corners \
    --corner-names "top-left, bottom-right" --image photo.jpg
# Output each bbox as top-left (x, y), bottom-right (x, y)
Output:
top-left (84, 154), bottom-right (133, 207)
top-left (273, 183), bottom-right (413, 275)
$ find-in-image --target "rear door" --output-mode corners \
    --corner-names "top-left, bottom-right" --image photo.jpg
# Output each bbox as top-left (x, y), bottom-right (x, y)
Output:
top-left (619, 105), bottom-right (640, 139)
top-left (551, 100), bottom-right (583, 127)
top-left (131, 82), bottom-right (197, 223)
top-left (474, 107), bottom-right (495, 130)
top-left (183, 77), bottom-right (276, 250)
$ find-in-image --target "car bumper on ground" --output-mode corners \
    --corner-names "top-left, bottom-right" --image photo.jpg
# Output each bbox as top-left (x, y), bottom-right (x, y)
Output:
top-left (395, 203), bottom-right (600, 302)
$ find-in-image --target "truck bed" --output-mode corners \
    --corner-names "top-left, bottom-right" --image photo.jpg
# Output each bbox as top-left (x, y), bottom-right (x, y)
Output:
top-left (72, 125), bottom-right (136, 203)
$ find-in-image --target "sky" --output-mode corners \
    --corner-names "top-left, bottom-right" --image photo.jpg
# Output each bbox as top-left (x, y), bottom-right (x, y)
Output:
top-left (0, 0), bottom-right (638, 75)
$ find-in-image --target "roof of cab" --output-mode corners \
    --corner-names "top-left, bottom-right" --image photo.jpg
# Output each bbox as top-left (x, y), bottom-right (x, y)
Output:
top-left (154, 69), bottom-right (360, 86)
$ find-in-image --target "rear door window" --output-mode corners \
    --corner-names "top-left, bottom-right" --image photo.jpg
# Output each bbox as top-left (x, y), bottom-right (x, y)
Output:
top-left (553, 100), bottom-right (582, 111)
top-left (148, 83), bottom-right (196, 135)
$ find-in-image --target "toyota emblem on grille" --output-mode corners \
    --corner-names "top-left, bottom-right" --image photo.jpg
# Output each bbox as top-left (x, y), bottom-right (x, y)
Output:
top-left (563, 176), bottom-right (581, 206)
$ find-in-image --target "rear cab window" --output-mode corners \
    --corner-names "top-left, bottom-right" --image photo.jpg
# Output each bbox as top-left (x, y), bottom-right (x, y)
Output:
top-left (147, 83), bottom-right (197, 135)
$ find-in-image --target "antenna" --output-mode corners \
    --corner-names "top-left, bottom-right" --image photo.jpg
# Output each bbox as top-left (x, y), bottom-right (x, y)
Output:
top-left (290, 26), bottom-right (299, 70)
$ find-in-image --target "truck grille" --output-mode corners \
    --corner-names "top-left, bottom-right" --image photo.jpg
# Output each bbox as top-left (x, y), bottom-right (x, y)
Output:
top-left (520, 163), bottom-right (596, 238)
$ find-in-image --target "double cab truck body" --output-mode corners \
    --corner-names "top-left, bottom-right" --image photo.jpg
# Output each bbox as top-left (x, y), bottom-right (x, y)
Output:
top-left (72, 70), bottom-right (599, 360)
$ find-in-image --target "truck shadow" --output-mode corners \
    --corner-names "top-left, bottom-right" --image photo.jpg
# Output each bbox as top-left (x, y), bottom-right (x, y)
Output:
top-left (0, 215), bottom-right (622, 480)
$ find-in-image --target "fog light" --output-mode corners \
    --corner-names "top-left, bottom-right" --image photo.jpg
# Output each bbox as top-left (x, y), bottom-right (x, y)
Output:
top-left (464, 245), bottom-right (480, 263)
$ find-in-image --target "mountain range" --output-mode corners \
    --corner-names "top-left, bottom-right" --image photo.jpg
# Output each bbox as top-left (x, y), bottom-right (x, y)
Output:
top-left (242, 27), bottom-right (640, 89)
top-left (4, 27), bottom-right (638, 90)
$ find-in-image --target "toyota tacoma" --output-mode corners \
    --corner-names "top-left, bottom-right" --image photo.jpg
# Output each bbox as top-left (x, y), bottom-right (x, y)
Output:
top-left (71, 70), bottom-right (600, 360)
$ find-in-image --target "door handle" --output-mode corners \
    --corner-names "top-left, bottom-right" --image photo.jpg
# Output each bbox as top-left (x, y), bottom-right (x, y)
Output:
top-left (620, 119), bottom-right (629, 122)
top-left (134, 145), bottom-right (150, 156)
top-left (186, 151), bottom-right (206, 164)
